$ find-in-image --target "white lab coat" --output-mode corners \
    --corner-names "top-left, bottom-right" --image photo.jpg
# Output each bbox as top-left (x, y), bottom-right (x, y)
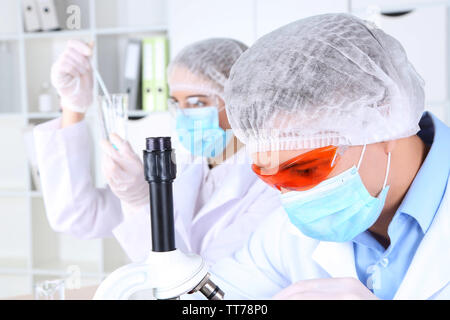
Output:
top-left (34, 117), bottom-right (281, 264)
top-left (209, 177), bottom-right (450, 300)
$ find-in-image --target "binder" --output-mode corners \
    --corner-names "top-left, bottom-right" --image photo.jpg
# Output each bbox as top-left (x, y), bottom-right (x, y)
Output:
top-left (142, 38), bottom-right (156, 112)
top-left (153, 36), bottom-right (170, 112)
top-left (123, 39), bottom-right (142, 110)
top-left (22, 0), bottom-right (41, 32)
top-left (36, 0), bottom-right (60, 31)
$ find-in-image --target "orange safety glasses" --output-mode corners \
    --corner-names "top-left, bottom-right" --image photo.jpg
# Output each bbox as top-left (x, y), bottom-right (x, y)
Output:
top-left (252, 146), bottom-right (340, 192)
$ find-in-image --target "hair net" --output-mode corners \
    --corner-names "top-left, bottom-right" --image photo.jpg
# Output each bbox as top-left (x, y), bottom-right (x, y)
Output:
top-left (225, 13), bottom-right (425, 153)
top-left (167, 38), bottom-right (248, 99)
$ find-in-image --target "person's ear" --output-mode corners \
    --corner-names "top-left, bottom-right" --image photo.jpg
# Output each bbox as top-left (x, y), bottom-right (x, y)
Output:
top-left (383, 140), bottom-right (396, 154)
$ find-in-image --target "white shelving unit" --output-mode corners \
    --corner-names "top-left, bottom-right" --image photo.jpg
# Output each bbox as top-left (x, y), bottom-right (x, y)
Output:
top-left (0, 0), bottom-right (167, 298)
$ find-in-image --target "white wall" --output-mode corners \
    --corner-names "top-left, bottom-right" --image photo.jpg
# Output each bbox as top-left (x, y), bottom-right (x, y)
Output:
top-left (96, 0), bottom-right (167, 28)
top-left (353, 2), bottom-right (449, 122)
top-left (168, 0), bottom-right (348, 56)
top-left (168, 0), bottom-right (256, 56)
top-left (255, 0), bottom-right (348, 37)
top-left (167, 0), bottom-right (450, 123)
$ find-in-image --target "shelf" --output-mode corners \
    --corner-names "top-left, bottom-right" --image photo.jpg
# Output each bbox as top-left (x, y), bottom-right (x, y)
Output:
top-left (0, 111), bottom-right (168, 122)
top-left (32, 269), bottom-right (102, 278)
top-left (0, 267), bottom-right (104, 278)
top-left (32, 260), bottom-right (101, 276)
top-left (27, 112), bottom-right (61, 120)
top-left (96, 26), bottom-right (167, 36)
top-left (0, 191), bottom-right (44, 199)
top-left (0, 274), bottom-right (31, 299)
top-left (0, 258), bottom-right (29, 271)
top-left (0, 190), bottom-right (32, 198)
top-left (23, 29), bottom-right (94, 40)
top-left (18, 26), bottom-right (167, 40)
top-left (0, 268), bottom-right (29, 276)
top-left (0, 34), bottom-right (19, 41)
top-left (0, 113), bottom-right (25, 118)
top-left (27, 111), bottom-right (155, 119)
top-left (30, 191), bottom-right (43, 198)
top-left (32, 274), bottom-right (102, 290)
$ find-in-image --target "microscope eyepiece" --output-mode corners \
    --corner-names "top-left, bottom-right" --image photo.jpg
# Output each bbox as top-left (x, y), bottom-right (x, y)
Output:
top-left (144, 137), bottom-right (177, 252)
top-left (144, 137), bottom-right (176, 184)
top-left (146, 137), bottom-right (172, 152)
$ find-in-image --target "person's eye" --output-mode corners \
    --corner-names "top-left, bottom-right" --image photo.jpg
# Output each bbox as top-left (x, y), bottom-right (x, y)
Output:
top-left (294, 168), bottom-right (314, 176)
top-left (186, 97), bottom-right (208, 108)
top-left (194, 101), bottom-right (207, 107)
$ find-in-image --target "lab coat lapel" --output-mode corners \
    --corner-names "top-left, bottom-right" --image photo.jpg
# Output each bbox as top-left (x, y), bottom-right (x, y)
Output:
top-left (312, 241), bottom-right (358, 278)
top-left (173, 160), bottom-right (207, 249)
top-left (394, 184), bottom-right (450, 300)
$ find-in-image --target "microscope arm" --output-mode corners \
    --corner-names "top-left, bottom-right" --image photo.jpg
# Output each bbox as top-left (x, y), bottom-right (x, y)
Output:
top-left (93, 262), bottom-right (157, 300)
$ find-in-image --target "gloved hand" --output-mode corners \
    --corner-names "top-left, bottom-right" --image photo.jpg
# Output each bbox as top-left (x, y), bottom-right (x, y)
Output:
top-left (101, 134), bottom-right (149, 209)
top-left (51, 40), bottom-right (94, 113)
top-left (272, 278), bottom-right (379, 300)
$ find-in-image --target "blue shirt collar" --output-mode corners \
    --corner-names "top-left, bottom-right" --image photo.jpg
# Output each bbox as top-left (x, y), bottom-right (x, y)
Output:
top-left (397, 112), bottom-right (450, 233)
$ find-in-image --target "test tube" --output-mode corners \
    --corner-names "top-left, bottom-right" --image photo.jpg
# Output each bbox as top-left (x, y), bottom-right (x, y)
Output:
top-left (98, 94), bottom-right (129, 142)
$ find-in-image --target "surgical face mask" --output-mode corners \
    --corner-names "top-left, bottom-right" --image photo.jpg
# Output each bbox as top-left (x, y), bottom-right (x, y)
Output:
top-left (280, 145), bottom-right (391, 242)
top-left (175, 106), bottom-right (232, 158)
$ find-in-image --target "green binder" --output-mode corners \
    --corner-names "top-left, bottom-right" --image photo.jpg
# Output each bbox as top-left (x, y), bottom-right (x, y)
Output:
top-left (142, 36), bottom-right (170, 112)
top-left (153, 36), bottom-right (170, 112)
top-left (142, 38), bottom-right (155, 112)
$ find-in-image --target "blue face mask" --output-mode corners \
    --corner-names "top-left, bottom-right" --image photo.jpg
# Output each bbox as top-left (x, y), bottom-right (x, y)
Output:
top-left (175, 106), bottom-right (232, 158)
top-left (280, 145), bottom-right (391, 242)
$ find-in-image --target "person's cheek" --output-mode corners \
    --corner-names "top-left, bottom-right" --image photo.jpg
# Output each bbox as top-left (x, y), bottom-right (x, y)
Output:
top-left (328, 146), bottom-right (362, 179)
top-left (218, 108), bottom-right (231, 130)
top-left (357, 146), bottom-right (388, 197)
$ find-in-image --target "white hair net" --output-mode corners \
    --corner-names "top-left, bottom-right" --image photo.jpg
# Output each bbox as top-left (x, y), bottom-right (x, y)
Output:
top-left (225, 13), bottom-right (425, 153)
top-left (167, 38), bottom-right (248, 99)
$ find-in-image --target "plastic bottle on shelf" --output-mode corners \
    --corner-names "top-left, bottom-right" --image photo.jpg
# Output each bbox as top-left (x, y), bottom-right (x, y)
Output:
top-left (38, 82), bottom-right (53, 112)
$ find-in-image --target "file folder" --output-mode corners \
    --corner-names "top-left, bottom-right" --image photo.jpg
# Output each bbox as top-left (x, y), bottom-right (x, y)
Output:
top-left (123, 39), bottom-right (142, 110)
top-left (153, 36), bottom-right (170, 112)
top-left (142, 38), bottom-right (156, 112)
top-left (36, 0), bottom-right (60, 31)
top-left (22, 0), bottom-right (41, 32)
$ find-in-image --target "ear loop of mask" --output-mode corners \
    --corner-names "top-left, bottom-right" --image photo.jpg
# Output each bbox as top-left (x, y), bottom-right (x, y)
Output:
top-left (383, 152), bottom-right (391, 189)
top-left (356, 144), bottom-right (367, 171)
top-left (356, 144), bottom-right (391, 191)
